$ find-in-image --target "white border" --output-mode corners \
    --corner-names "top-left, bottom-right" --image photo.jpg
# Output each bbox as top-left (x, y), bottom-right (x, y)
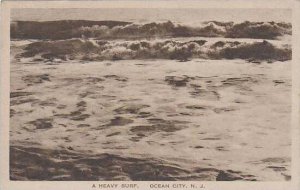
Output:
top-left (0, 1), bottom-right (299, 190)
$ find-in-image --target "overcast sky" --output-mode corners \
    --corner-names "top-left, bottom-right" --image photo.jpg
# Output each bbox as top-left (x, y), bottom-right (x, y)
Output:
top-left (11, 8), bottom-right (291, 24)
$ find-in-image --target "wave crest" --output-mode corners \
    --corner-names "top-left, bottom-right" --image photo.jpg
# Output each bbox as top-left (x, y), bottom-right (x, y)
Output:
top-left (18, 39), bottom-right (291, 62)
top-left (11, 20), bottom-right (292, 40)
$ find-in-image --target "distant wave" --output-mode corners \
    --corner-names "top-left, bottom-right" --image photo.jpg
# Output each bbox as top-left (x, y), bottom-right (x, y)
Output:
top-left (11, 20), bottom-right (292, 40)
top-left (18, 38), bottom-right (291, 62)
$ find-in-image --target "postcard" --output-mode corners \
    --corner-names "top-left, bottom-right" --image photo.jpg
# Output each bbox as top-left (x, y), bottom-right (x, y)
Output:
top-left (0, 1), bottom-right (299, 190)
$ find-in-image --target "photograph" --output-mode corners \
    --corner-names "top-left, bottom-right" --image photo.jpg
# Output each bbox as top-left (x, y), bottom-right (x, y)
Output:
top-left (7, 6), bottom-right (293, 182)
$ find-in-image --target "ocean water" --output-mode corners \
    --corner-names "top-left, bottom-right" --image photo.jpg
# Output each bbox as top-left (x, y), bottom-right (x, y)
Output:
top-left (9, 6), bottom-right (292, 181)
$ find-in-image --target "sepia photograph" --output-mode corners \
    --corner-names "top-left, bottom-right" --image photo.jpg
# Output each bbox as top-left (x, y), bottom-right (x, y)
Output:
top-left (8, 7), bottom-right (293, 181)
top-left (1, 1), bottom-right (300, 189)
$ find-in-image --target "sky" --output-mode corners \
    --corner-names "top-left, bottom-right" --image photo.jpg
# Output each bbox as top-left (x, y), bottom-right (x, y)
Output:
top-left (11, 8), bottom-right (291, 24)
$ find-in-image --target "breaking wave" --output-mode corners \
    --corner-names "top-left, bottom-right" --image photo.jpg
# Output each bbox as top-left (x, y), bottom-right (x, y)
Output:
top-left (11, 20), bottom-right (291, 40)
top-left (18, 38), bottom-right (291, 62)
